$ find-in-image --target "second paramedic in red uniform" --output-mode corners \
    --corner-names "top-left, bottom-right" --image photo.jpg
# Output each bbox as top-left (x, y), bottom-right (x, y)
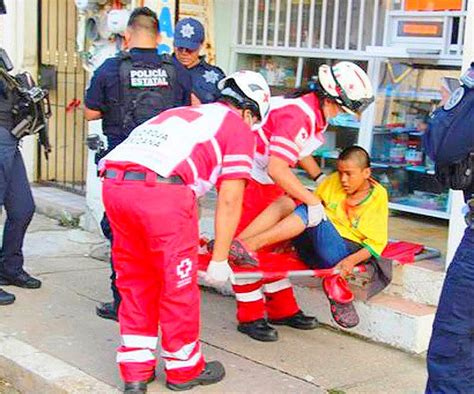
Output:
top-left (100, 71), bottom-right (270, 393)
top-left (228, 62), bottom-right (375, 342)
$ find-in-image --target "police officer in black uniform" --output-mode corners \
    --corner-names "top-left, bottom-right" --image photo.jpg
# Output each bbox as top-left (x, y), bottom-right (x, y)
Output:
top-left (84, 7), bottom-right (192, 321)
top-left (173, 17), bottom-right (225, 104)
top-left (423, 64), bottom-right (474, 393)
top-left (0, 3), bottom-right (42, 306)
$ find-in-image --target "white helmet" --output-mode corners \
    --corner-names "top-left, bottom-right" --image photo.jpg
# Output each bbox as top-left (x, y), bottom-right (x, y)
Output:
top-left (317, 61), bottom-right (374, 115)
top-left (218, 70), bottom-right (270, 121)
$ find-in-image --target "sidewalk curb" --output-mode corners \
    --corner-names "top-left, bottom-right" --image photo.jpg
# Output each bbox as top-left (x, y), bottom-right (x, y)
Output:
top-left (0, 331), bottom-right (119, 394)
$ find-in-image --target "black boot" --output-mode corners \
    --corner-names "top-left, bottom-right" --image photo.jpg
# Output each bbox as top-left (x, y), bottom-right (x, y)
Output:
top-left (0, 289), bottom-right (15, 305)
top-left (123, 374), bottom-right (155, 394)
top-left (237, 319), bottom-right (278, 342)
top-left (96, 301), bottom-right (118, 321)
top-left (166, 361), bottom-right (225, 391)
top-left (269, 310), bottom-right (319, 330)
top-left (0, 272), bottom-right (41, 289)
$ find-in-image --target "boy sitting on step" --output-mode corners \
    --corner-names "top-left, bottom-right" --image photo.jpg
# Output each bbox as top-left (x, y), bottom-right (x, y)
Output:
top-left (235, 146), bottom-right (389, 328)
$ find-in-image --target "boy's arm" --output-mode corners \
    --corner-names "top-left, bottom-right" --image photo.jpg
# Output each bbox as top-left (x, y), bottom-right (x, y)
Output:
top-left (335, 248), bottom-right (372, 277)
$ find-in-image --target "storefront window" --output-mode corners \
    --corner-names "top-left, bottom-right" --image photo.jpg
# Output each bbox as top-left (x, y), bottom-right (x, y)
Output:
top-left (370, 61), bottom-right (460, 217)
top-left (236, 54), bottom-right (298, 95)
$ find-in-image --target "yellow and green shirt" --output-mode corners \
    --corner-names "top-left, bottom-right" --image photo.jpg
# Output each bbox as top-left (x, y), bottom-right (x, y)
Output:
top-left (315, 173), bottom-right (389, 257)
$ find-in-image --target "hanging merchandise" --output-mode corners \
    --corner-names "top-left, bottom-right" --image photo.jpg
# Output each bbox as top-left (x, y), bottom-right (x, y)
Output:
top-left (76, 0), bottom-right (132, 73)
top-left (107, 9), bottom-right (130, 34)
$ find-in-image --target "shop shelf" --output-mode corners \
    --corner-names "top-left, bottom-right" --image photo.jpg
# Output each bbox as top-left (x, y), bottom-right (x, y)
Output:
top-left (388, 202), bottom-right (450, 219)
top-left (405, 165), bottom-right (435, 175)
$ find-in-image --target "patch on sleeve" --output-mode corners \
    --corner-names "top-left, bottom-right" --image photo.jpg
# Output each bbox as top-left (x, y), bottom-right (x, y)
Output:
top-left (295, 127), bottom-right (309, 149)
top-left (444, 87), bottom-right (465, 111)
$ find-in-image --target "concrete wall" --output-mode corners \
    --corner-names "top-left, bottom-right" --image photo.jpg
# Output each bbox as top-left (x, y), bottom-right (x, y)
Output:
top-left (0, 0), bottom-right (39, 181)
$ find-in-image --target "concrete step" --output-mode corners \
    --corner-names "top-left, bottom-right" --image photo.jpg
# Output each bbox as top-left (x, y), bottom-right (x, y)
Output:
top-left (32, 185), bottom-right (86, 222)
top-left (294, 284), bottom-right (435, 354)
top-left (199, 275), bottom-right (436, 354)
top-left (383, 259), bottom-right (445, 307)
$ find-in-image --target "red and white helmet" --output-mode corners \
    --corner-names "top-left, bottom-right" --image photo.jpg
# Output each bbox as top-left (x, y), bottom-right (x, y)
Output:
top-left (218, 70), bottom-right (271, 122)
top-left (318, 61), bottom-right (374, 115)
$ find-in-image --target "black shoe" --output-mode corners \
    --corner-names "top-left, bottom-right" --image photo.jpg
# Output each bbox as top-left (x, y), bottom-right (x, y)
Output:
top-left (0, 289), bottom-right (15, 305)
top-left (166, 361), bottom-right (225, 391)
top-left (124, 374), bottom-right (155, 393)
top-left (269, 310), bottom-right (319, 330)
top-left (0, 272), bottom-right (42, 289)
top-left (96, 301), bottom-right (118, 322)
top-left (237, 319), bottom-right (279, 342)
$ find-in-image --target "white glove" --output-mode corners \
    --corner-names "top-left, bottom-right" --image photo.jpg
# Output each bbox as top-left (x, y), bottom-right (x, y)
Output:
top-left (314, 173), bottom-right (327, 187)
top-left (205, 260), bottom-right (233, 285)
top-left (307, 203), bottom-right (327, 227)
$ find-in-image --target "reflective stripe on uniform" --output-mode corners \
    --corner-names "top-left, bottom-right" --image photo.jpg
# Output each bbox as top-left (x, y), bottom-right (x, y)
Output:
top-left (263, 278), bottom-right (292, 294)
top-left (231, 276), bottom-right (261, 285)
top-left (121, 335), bottom-right (158, 349)
top-left (164, 351), bottom-right (202, 370)
top-left (235, 288), bottom-right (263, 302)
top-left (116, 349), bottom-right (155, 363)
top-left (161, 341), bottom-right (198, 361)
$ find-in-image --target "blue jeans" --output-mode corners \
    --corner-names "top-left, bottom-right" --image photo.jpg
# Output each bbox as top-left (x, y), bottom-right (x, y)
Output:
top-left (0, 127), bottom-right (35, 277)
top-left (426, 227), bottom-right (474, 393)
top-left (293, 204), bottom-right (354, 269)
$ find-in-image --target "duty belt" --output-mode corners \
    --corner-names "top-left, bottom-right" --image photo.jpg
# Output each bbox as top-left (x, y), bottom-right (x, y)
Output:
top-left (104, 170), bottom-right (184, 185)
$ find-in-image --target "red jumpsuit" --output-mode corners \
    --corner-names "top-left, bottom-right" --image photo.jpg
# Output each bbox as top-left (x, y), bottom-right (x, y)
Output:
top-left (233, 93), bottom-right (328, 324)
top-left (101, 104), bottom-right (255, 384)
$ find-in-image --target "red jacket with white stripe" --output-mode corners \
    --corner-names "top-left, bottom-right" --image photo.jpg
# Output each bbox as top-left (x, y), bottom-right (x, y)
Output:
top-left (102, 103), bottom-right (255, 197)
top-left (251, 93), bottom-right (327, 184)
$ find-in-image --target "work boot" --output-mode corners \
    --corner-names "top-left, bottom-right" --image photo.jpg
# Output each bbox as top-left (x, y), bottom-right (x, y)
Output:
top-left (0, 289), bottom-right (15, 305)
top-left (96, 301), bottom-right (118, 322)
top-left (269, 310), bottom-right (319, 330)
top-left (0, 272), bottom-right (42, 289)
top-left (123, 373), bottom-right (155, 393)
top-left (237, 319), bottom-right (278, 342)
top-left (166, 361), bottom-right (225, 391)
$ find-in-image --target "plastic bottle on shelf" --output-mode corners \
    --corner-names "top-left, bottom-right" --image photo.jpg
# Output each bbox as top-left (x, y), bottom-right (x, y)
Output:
top-left (389, 132), bottom-right (408, 164)
top-left (405, 136), bottom-right (423, 165)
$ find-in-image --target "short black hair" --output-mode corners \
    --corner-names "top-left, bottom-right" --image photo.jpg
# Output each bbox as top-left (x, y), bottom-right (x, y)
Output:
top-left (338, 146), bottom-right (371, 168)
top-left (128, 7), bottom-right (160, 35)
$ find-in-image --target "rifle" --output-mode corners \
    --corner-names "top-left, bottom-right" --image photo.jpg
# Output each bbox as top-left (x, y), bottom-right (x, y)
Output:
top-left (0, 48), bottom-right (52, 159)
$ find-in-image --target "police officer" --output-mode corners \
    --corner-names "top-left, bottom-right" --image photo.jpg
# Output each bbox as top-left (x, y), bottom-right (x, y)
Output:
top-left (173, 17), bottom-right (225, 104)
top-left (0, 56), bottom-right (42, 303)
top-left (84, 7), bottom-right (192, 321)
top-left (423, 64), bottom-right (474, 393)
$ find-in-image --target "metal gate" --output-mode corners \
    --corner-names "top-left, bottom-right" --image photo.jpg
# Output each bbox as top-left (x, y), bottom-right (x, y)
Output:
top-left (38, 0), bottom-right (88, 195)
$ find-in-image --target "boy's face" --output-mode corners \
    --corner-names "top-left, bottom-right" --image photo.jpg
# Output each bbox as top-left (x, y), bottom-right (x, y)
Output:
top-left (337, 158), bottom-right (371, 195)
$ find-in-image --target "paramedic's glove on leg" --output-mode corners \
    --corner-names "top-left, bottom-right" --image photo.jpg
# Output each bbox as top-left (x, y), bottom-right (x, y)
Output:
top-left (307, 203), bottom-right (327, 227)
top-left (206, 260), bottom-right (233, 285)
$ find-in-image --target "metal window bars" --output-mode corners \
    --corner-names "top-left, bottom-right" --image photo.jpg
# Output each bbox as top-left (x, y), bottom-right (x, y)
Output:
top-left (236, 0), bottom-right (468, 59)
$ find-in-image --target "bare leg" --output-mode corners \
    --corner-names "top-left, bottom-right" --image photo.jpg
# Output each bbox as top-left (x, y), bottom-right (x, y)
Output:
top-left (238, 196), bottom-right (297, 240)
top-left (243, 213), bottom-right (306, 251)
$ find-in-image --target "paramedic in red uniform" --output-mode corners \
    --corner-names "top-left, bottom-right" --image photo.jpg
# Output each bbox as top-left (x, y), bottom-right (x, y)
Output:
top-left (100, 71), bottom-right (270, 393)
top-left (230, 62), bottom-right (375, 342)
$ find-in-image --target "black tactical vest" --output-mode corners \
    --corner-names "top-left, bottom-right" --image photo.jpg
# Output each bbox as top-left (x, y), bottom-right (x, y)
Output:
top-left (118, 52), bottom-right (177, 135)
